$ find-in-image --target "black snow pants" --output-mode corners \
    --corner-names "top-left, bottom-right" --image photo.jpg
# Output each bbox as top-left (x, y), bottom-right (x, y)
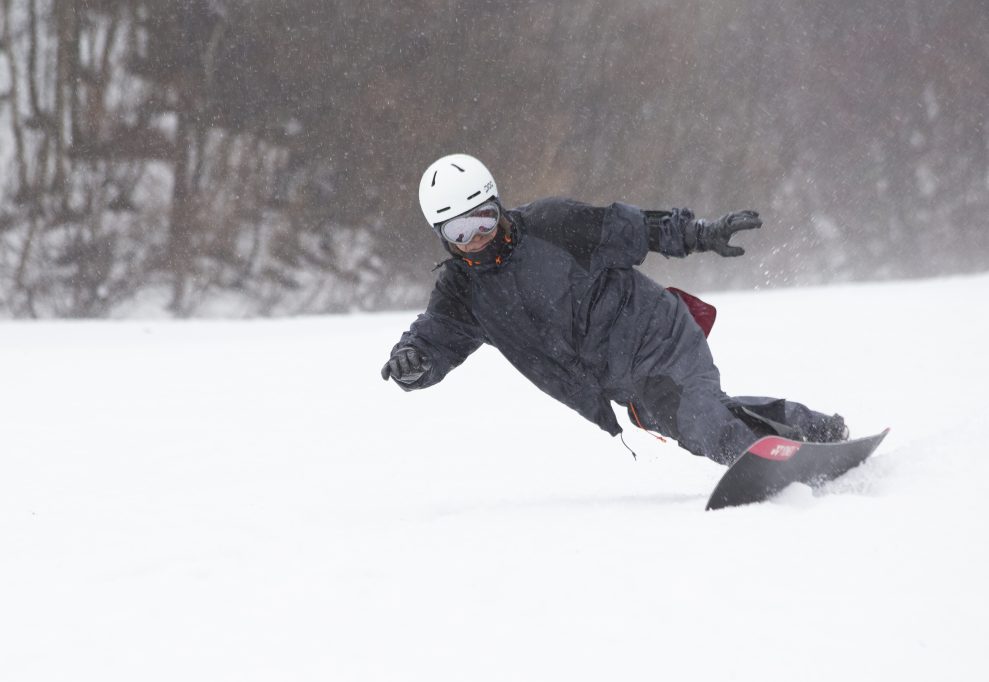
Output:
top-left (617, 290), bottom-right (836, 465)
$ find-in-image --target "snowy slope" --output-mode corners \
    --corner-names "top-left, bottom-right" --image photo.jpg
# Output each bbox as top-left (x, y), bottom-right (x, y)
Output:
top-left (2, 274), bottom-right (988, 682)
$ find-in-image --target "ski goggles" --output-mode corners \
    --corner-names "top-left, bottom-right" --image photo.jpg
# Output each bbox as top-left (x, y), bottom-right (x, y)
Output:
top-left (434, 201), bottom-right (500, 245)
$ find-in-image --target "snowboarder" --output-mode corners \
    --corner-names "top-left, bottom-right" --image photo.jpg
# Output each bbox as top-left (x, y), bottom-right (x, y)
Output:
top-left (381, 154), bottom-right (847, 465)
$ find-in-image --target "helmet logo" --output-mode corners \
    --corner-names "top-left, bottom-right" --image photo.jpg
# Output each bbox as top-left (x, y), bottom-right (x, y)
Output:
top-left (484, 180), bottom-right (494, 193)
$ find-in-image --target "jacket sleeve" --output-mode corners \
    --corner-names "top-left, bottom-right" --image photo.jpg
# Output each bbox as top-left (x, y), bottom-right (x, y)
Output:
top-left (391, 265), bottom-right (485, 391)
top-left (519, 197), bottom-right (693, 271)
top-left (643, 208), bottom-right (696, 258)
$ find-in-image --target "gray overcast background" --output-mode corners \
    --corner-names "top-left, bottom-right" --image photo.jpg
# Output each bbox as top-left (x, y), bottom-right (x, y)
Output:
top-left (1, 0), bottom-right (987, 317)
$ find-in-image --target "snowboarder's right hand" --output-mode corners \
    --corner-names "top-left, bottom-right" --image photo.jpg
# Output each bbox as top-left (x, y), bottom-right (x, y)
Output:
top-left (381, 346), bottom-right (431, 384)
top-left (692, 210), bottom-right (762, 257)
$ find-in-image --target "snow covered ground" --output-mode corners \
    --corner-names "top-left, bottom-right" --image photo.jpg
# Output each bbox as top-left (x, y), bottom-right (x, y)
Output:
top-left (2, 274), bottom-right (988, 681)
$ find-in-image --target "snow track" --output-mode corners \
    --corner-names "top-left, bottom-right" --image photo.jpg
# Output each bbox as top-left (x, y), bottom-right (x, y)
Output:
top-left (2, 275), bottom-right (987, 681)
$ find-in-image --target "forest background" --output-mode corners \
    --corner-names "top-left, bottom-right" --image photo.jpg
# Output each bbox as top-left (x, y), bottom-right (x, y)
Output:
top-left (1, 0), bottom-right (986, 317)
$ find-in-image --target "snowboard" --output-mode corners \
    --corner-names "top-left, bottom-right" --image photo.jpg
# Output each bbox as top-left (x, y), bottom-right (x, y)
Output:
top-left (706, 428), bottom-right (890, 511)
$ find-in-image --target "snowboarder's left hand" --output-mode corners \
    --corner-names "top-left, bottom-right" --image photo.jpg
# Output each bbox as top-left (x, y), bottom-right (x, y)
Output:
top-left (693, 210), bottom-right (762, 257)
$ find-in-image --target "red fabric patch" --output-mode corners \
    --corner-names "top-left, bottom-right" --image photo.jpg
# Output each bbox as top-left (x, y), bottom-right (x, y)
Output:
top-left (667, 287), bottom-right (717, 338)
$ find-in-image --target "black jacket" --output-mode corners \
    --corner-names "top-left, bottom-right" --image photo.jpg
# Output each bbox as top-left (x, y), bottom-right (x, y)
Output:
top-left (395, 197), bottom-right (700, 435)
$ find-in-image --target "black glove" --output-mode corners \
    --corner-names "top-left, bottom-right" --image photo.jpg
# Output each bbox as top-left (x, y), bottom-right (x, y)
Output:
top-left (381, 346), bottom-right (431, 384)
top-left (687, 210), bottom-right (762, 257)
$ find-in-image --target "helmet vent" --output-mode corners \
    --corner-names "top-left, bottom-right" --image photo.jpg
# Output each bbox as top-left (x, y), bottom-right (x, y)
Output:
top-left (451, 163), bottom-right (465, 172)
top-left (436, 206), bottom-right (451, 214)
top-left (467, 191), bottom-right (481, 200)
top-left (431, 171), bottom-right (438, 187)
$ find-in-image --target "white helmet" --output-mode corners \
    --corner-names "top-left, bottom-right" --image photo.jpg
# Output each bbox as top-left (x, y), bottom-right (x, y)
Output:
top-left (419, 154), bottom-right (498, 227)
